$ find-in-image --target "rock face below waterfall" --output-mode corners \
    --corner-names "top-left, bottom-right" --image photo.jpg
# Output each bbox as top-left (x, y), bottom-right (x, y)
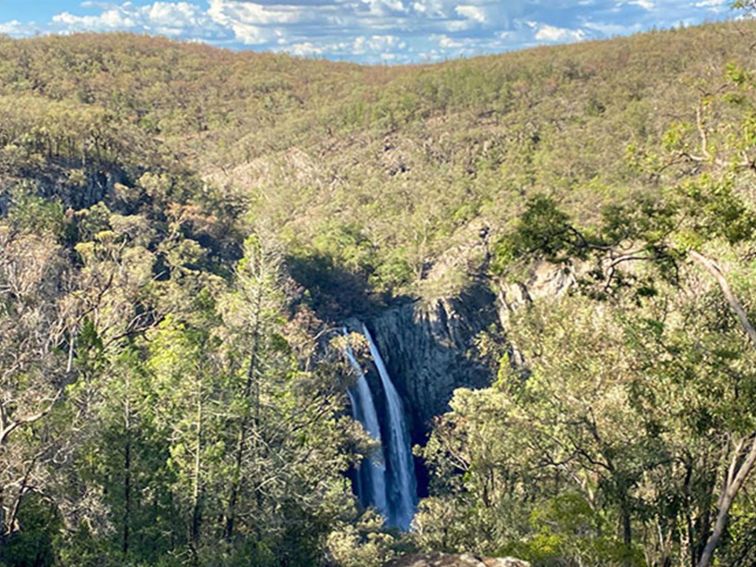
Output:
top-left (366, 280), bottom-right (499, 434)
top-left (387, 553), bottom-right (531, 567)
top-left (365, 261), bottom-right (580, 436)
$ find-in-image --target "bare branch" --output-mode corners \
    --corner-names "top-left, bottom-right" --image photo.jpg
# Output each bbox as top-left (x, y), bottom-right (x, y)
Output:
top-left (689, 251), bottom-right (756, 348)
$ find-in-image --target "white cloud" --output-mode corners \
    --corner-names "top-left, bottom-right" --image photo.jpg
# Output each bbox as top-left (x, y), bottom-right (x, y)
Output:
top-left (367, 0), bottom-right (408, 16)
top-left (287, 41), bottom-right (324, 56)
top-left (436, 34), bottom-right (464, 48)
top-left (533, 23), bottom-right (587, 42)
top-left (410, 0), bottom-right (451, 18)
top-left (53, 9), bottom-right (135, 30)
top-left (694, 0), bottom-right (728, 8)
top-left (582, 20), bottom-right (642, 36)
top-left (0, 0), bottom-right (741, 64)
top-left (353, 34), bottom-right (406, 54)
top-left (0, 20), bottom-right (30, 36)
top-left (630, 0), bottom-right (655, 10)
top-left (52, 2), bottom-right (226, 39)
top-left (208, 1), bottom-right (307, 26)
top-left (206, 3), bottom-right (269, 44)
top-left (206, 0), bottom-right (350, 45)
top-left (455, 5), bottom-right (487, 24)
top-left (148, 2), bottom-right (204, 26)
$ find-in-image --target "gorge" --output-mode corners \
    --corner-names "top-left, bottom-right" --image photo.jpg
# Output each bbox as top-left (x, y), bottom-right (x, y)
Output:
top-left (0, 18), bottom-right (754, 567)
top-left (343, 260), bottom-right (578, 527)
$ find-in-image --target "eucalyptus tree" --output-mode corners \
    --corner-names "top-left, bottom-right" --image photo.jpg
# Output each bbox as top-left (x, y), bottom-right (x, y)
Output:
top-left (0, 224), bottom-right (74, 541)
top-left (487, 61), bottom-right (755, 567)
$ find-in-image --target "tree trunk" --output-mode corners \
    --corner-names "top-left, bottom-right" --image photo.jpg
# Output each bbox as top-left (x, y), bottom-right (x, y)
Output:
top-left (6, 460), bottom-right (34, 539)
top-left (620, 494), bottom-right (633, 567)
top-left (123, 436), bottom-right (131, 555)
top-left (692, 463), bottom-right (717, 565)
top-left (689, 251), bottom-right (756, 348)
top-left (123, 400), bottom-right (132, 556)
top-left (190, 375), bottom-right (204, 556)
top-left (224, 290), bottom-right (263, 542)
top-left (0, 487), bottom-right (5, 540)
top-left (696, 436), bottom-right (756, 567)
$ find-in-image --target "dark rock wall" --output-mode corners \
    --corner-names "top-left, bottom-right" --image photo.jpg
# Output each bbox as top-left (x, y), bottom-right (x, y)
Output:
top-left (365, 280), bottom-right (499, 439)
top-left (363, 262), bottom-right (579, 441)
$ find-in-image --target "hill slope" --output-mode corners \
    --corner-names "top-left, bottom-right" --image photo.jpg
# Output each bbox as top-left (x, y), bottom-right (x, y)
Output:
top-left (1, 22), bottom-right (754, 313)
top-left (0, 19), bottom-right (755, 567)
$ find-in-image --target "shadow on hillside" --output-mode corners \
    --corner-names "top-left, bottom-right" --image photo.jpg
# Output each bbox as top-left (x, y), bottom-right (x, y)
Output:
top-left (286, 250), bottom-right (399, 321)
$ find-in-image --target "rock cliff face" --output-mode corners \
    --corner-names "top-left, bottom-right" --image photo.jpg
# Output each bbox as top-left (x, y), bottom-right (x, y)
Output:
top-left (496, 261), bottom-right (579, 327)
top-left (346, 259), bottom-right (579, 502)
top-left (363, 261), bottom-right (580, 441)
top-left (365, 280), bottom-right (499, 438)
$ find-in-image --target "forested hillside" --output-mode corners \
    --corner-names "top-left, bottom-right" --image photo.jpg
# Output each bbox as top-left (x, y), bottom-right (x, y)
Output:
top-left (0, 16), bottom-right (755, 567)
top-left (1, 22), bottom-right (753, 306)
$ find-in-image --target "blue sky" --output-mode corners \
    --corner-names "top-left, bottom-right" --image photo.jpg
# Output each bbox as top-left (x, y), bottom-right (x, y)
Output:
top-left (0, 1), bottom-right (744, 63)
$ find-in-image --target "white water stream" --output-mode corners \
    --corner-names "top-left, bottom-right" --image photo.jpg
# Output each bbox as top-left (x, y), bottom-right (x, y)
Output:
top-left (344, 329), bottom-right (389, 519)
top-left (345, 324), bottom-right (418, 530)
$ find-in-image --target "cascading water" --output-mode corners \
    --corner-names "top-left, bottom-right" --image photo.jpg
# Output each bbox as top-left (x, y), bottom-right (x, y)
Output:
top-left (344, 329), bottom-right (389, 519)
top-left (363, 324), bottom-right (418, 530)
top-left (345, 389), bottom-right (364, 503)
top-left (343, 325), bottom-right (419, 530)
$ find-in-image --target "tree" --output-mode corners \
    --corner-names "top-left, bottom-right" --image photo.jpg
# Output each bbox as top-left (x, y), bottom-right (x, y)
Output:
top-left (733, 1), bottom-right (756, 14)
top-left (148, 315), bottom-right (223, 561)
top-left (211, 232), bottom-right (358, 564)
top-left (219, 234), bottom-right (285, 543)
top-left (420, 297), bottom-right (660, 565)
top-left (489, 63), bottom-right (756, 565)
top-left (0, 226), bottom-right (75, 542)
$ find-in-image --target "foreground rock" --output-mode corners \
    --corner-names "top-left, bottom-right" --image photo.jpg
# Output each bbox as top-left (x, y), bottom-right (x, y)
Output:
top-left (387, 552), bottom-right (531, 567)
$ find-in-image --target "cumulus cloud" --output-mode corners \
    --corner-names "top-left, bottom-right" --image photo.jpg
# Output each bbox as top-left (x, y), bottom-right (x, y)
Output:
top-left (354, 34), bottom-right (406, 53)
top-left (287, 41), bottom-right (325, 56)
top-left (693, 0), bottom-right (730, 9)
top-left (0, 0), bottom-right (742, 63)
top-left (629, 0), bottom-right (656, 10)
top-left (533, 23), bottom-right (587, 42)
top-left (0, 20), bottom-right (24, 35)
top-left (51, 2), bottom-right (228, 39)
top-left (455, 5), bottom-right (488, 24)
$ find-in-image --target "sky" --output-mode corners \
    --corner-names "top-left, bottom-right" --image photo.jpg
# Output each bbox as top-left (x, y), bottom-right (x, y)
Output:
top-left (0, 1), bottom-right (744, 64)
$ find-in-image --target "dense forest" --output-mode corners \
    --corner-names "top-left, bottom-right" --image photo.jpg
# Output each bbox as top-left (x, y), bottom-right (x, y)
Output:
top-left (0, 8), bottom-right (755, 567)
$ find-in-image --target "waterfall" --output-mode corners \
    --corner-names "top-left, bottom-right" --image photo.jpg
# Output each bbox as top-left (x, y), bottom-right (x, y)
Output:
top-left (363, 324), bottom-right (418, 530)
top-left (344, 329), bottom-right (389, 519)
top-left (345, 389), bottom-right (364, 502)
top-left (344, 325), bottom-right (418, 529)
